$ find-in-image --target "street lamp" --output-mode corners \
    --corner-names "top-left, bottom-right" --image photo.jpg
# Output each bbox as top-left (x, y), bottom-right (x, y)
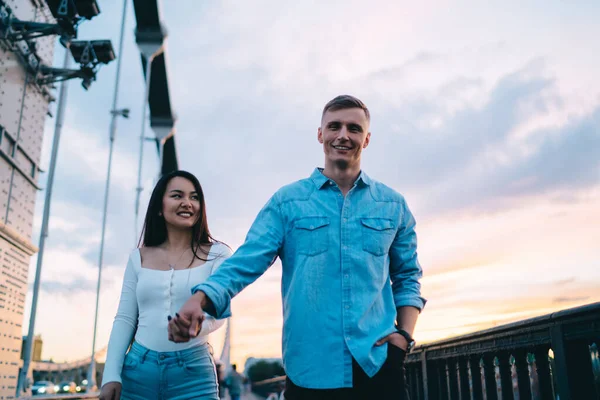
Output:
top-left (0, 0), bottom-right (100, 42)
top-left (87, 0), bottom-right (129, 390)
top-left (37, 40), bottom-right (116, 90)
top-left (17, 38), bottom-right (116, 397)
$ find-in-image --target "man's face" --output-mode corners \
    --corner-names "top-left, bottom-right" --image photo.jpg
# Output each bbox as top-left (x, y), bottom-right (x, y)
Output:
top-left (318, 107), bottom-right (371, 170)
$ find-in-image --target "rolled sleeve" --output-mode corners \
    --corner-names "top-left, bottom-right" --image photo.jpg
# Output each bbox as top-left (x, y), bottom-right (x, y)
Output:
top-left (389, 197), bottom-right (427, 311)
top-left (192, 280), bottom-right (231, 318)
top-left (191, 193), bottom-right (285, 318)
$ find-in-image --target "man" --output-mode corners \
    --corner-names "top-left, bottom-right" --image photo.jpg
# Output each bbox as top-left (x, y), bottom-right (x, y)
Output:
top-left (170, 95), bottom-right (426, 399)
top-left (216, 364), bottom-right (227, 399)
top-left (225, 364), bottom-right (244, 400)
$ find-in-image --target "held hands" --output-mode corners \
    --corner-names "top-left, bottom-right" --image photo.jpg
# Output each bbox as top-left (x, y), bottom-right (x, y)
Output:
top-left (376, 331), bottom-right (408, 351)
top-left (99, 382), bottom-right (121, 400)
top-left (168, 291), bottom-right (206, 342)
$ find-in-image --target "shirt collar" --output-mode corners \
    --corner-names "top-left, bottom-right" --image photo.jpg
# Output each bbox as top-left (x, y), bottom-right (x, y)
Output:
top-left (310, 168), bottom-right (372, 189)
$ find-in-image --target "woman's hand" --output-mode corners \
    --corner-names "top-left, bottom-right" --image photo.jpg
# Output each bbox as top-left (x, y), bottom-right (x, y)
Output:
top-left (99, 382), bottom-right (122, 400)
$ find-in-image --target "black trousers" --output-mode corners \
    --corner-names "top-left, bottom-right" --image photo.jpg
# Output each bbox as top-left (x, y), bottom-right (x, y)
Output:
top-left (284, 344), bottom-right (410, 400)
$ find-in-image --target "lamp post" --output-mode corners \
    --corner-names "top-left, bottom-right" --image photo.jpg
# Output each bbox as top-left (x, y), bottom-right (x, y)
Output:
top-left (86, 0), bottom-right (129, 390)
top-left (133, 54), bottom-right (154, 244)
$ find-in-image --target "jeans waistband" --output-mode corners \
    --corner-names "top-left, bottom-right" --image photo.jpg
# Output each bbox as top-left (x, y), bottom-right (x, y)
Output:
top-left (129, 341), bottom-right (211, 366)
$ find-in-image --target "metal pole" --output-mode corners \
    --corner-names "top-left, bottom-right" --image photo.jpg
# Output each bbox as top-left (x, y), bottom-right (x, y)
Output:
top-left (87, 0), bottom-right (128, 389)
top-left (17, 49), bottom-right (71, 397)
top-left (134, 55), bottom-right (153, 243)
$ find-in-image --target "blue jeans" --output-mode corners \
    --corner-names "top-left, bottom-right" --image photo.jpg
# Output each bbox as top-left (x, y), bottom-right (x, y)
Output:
top-left (121, 341), bottom-right (219, 399)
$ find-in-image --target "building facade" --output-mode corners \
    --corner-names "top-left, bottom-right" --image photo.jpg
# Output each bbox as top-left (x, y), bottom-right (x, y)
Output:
top-left (0, 1), bottom-right (55, 398)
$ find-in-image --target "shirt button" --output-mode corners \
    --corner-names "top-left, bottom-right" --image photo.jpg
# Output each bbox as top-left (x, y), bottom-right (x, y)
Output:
top-left (346, 336), bottom-right (351, 341)
top-left (309, 225), bottom-right (314, 229)
top-left (344, 274), bottom-right (349, 279)
top-left (343, 245), bottom-right (348, 250)
top-left (159, 355), bottom-right (165, 360)
top-left (345, 305), bottom-right (350, 309)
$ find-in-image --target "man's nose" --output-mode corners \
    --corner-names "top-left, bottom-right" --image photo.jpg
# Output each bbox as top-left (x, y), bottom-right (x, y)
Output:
top-left (339, 126), bottom-right (350, 140)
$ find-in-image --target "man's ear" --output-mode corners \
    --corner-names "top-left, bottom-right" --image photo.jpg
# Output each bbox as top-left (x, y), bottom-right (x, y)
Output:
top-left (318, 127), bottom-right (324, 143)
top-left (363, 132), bottom-right (371, 148)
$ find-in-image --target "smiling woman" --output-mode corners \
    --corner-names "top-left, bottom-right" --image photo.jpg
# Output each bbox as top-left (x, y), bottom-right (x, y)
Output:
top-left (99, 170), bottom-right (232, 400)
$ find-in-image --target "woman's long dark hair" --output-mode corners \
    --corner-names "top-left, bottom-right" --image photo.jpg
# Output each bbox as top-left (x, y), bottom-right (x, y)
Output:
top-left (138, 170), bottom-right (216, 263)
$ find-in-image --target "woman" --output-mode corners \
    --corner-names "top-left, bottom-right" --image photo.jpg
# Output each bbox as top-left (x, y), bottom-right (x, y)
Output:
top-left (99, 170), bottom-right (231, 400)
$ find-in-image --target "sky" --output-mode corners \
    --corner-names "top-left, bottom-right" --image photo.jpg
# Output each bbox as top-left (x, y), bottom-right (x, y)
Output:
top-left (22, 0), bottom-right (600, 368)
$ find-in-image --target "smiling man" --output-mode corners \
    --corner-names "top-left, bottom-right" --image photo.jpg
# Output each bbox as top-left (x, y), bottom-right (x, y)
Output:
top-left (170, 95), bottom-right (426, 399)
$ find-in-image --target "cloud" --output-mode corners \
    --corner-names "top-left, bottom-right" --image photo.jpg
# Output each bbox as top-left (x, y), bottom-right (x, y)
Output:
top-left (24, 0), bottom-right (600, 364)
top-left (363, 62), bottom-right (600, 215)
top-left (41, 277), bottom-right (97, 295)
top-left (553, 296), bottom-right (590, 303)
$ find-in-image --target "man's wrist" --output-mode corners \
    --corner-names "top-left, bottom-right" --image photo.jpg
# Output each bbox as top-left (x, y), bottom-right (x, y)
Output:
top-left (193, 290), bottom-right (217, 316)
top-left (394, 325), bottom-right (416, 352)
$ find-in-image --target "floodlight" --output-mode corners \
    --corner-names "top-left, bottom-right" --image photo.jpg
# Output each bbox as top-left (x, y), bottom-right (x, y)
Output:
top-left (70, 40), bottom-right (115, 66)
top-left (46, 0), bottom-right (100, 21)
top-left (36, 39), bottom-right (115, 90)
top-left (0, 0), bottom-right (100, 43)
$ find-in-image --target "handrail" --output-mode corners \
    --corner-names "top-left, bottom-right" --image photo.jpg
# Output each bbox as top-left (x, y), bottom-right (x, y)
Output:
top-left (404, 302), bottom-right (600, 400)
top-left (253, 375), bottom-right (286, 386)
top-left (19, 393), bottom-right (99, 400)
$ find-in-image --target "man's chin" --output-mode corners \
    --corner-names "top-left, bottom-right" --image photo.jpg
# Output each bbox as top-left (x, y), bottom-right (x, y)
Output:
top-left (332, 159), bottom-right (350, 169)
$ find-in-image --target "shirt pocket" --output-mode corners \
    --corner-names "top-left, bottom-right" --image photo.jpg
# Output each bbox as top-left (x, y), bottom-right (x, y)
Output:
top-left (361, 218), bottom-right (396, 256)
top-left (294, 217), bottom-right (330, 256)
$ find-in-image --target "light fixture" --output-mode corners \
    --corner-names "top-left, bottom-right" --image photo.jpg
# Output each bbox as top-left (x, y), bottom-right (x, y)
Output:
top-left (37, 40), bottom-right (116, 90)
top-left (70, 40), bottom-right (115, 66)
top-left (0, 0), bottom-right (100, 42)
top-left (45, 0), bottom-right (101, 21)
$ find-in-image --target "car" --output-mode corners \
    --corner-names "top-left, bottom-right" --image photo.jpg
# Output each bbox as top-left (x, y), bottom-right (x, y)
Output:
top-left (31, 381), bottom-right (55, 395)
top-left (75, 380), bottom-right (88, 393)
top-left (56, 381), bottom-right (77, 394)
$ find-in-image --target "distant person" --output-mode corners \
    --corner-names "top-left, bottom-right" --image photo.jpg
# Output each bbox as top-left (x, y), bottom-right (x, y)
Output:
top-left (170, 95), bottom-right (426, 399)
top-left (99, 170), bottom-right (231, 400)
top-left (216, 363), bottom-right (228, 399)
top-left (225, 364), bottom-right (245, 400)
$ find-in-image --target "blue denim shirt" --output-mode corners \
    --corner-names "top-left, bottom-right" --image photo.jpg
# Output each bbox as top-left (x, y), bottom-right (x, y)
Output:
top-left (192, 168), bottom-right (426, 389)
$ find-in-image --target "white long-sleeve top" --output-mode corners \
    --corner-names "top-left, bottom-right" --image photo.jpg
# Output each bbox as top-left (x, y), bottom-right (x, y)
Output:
top-left (102, 242), bottom-right (232, 386)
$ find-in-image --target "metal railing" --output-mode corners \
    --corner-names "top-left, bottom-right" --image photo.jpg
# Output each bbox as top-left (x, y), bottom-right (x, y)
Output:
top-left (404, 302), bottom-right (600, 400)
top-left (19, 394), bottom-right (99, 400)
top-left (21, 303), bottom-right (600, 399)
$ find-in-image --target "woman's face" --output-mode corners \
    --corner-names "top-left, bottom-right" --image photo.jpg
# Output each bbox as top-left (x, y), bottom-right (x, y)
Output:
top-left (161, 177), bottom-right (201, 230)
